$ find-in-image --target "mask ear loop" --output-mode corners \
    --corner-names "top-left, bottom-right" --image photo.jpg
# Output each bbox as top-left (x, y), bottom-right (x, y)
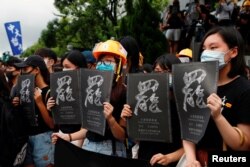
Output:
top-left (226, 47), bottom-right (238, 64)
top-left (115, 57), bottom-right (122, 82)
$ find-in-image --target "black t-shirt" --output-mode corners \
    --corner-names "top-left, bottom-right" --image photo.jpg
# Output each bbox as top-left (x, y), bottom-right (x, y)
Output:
top-left (86, 84), bottom-right (126, 141)
top-left (167, 13), bottom-right (183, 29)
top-left (28, 86), bottom-right (53, 135)
top-left (138, 92), bottom-right (182, 167)
top-left (197, 76), bottom-right (250, 150)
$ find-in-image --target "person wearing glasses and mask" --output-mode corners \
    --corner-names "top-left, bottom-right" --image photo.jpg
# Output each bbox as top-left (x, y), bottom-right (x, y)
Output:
top-left (51, 40), bottom-right (128, 157)
top-left (182, 26), bottom-right (250, 167)
top-left (121, 53), bottom-right (184, 166)
top-left (47, 50), bottom-right (87, 148)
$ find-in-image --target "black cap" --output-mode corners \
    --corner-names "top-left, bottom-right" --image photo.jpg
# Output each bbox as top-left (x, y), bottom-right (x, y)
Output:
top-left (14, 55), bottom-right (47, 70)
top-left (6, 56), bottom-right (22, 67)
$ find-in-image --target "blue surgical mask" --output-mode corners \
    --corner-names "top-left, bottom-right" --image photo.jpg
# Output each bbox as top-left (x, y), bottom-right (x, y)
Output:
top-left (200, 50), bottom-right (229, 69)
top-left (96, 62), bottom-right (116, 71)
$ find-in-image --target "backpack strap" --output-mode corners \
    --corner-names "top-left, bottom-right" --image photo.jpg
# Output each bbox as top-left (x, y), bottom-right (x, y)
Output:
top-left (45, 89), bottom-right (50, 103)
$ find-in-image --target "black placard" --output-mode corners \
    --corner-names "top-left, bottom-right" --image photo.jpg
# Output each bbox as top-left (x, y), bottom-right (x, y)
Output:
top-left (172, 61), bottom-right (218, 143)
top-left (17, 74), bottom-right (36, 126)
top-left (50, 70), bottom-right (82, 124)
top-left (80, 69), bottom-right (113, 136)
top-left (127, 73), bottom-right (172, 142)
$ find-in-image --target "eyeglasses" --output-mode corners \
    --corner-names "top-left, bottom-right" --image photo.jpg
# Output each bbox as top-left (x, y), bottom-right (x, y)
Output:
top-left (97, 60), bottom-right (116, 66)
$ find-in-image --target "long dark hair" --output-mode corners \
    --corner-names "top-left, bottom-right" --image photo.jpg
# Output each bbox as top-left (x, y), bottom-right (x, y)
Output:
top-left (119, 36), bottom-right (140, 73)
top-left (39, 67), bottom-right (50, 85)
top-left (198, 26), bottom-right (247, 78)
top-left (61, 50), bottom-right (87, 68)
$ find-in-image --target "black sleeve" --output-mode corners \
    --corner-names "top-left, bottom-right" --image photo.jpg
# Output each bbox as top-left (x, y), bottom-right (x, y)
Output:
top-left (237, 88), bottom-right (250, 124)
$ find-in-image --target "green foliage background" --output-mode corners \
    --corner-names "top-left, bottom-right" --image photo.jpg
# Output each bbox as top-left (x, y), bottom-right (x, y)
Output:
top-left (22, 0), bottom-right (169, 64)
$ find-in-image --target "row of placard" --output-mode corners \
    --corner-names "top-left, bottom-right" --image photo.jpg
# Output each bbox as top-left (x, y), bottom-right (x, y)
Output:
top-left (17, 61), bottom-right (218, 143)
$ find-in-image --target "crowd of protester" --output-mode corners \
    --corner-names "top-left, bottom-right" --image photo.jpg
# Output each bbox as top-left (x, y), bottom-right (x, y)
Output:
top-left (160, 0), bottom-right (250, 54)
top-left (1, 1), bottom-right (250, 167)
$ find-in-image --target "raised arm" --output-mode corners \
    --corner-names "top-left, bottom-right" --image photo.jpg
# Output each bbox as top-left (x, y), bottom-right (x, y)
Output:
top-left (51, 128), bottom-right (87, 144)
top-left (103, 102), bottom-right (127, 141)
top-left (34, 87), bottom-right (54, 129)
top-left (183, 140), bottom-right (201, 167)
top-left (208, 93), bottom-right (250, 150)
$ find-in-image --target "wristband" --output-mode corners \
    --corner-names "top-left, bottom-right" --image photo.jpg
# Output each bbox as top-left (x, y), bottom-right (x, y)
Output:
top-left (68, 134), bottom-right (72, 142)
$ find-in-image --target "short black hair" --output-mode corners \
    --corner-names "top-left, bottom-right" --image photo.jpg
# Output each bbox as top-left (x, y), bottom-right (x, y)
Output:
top-left (153, 53), bottom-right (181, 72)
top-left (34, 48), bottom-right (57, 63)
top-left (142, 63), bottom-right (153, 73)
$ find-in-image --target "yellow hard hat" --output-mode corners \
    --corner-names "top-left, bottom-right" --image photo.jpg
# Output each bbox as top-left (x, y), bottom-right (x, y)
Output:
top-left (93, 40), bottom-right (127, 65)
top-left (243, 0), bottom-right (250, 6)
top-left (177, 48), bottom-right (192, 59)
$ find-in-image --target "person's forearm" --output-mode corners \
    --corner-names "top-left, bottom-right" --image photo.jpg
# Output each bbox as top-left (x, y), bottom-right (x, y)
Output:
top-left (108, 117), bottom-right (126, 141)
top-left (36, 101), bottom-right (54, 129)
top-left (213, 114), bottom-right (250, 150)
top-left (70, 128), bottom-right (87, 141)
top-left (183, 140), bottom-right (197, 161)
top-left (166, 148), bottom-right (184, 163)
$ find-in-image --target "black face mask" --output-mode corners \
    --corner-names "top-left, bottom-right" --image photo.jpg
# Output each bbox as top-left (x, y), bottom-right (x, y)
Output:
top-left (5, 71), bottom-right (15, 80)
top-left (21, 72), bottom-right (30, 75)
top-left (21, 68), bottom-right (34, 75)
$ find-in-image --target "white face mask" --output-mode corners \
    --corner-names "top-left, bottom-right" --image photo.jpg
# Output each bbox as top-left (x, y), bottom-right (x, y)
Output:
top-left (44, 58), bottom-right (49, 66)
top-left (200, 50), bottom-right (230, 69)
top-left (179, 57), bottom-right (190, 63)
top-left (62, 68), bottom-right (74, 71)
top-left (169, 73), bottom-right (172, 87)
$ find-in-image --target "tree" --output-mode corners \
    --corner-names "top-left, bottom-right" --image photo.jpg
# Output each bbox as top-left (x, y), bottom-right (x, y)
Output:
top-left (24, 0), bottom-right (169, 61)
top-left (119, 0), bottom-right (167, 64)
top-left (20, 42), bottom-right (44, 57)
top-left (53, 0), bottom-right (126, 46)
top-left (151, 0), bottom-right (169, 12)
top-left (40, 19), bottom-right (58, 48)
